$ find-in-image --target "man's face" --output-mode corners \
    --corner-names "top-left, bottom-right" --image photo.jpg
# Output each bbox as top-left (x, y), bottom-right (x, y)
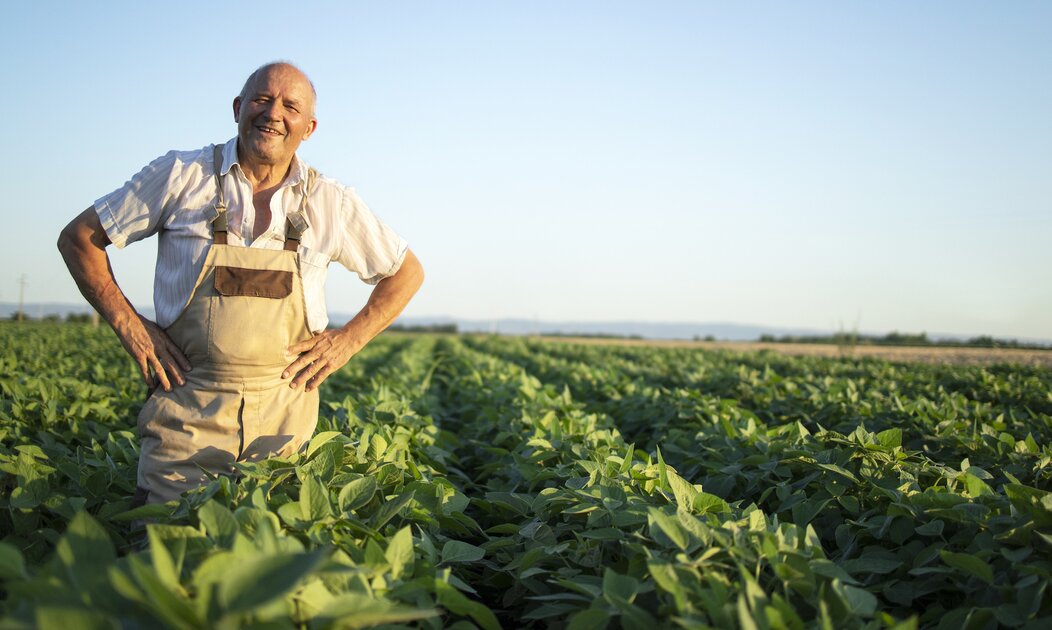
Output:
top-left (233, 65), bottom-right (317, 168)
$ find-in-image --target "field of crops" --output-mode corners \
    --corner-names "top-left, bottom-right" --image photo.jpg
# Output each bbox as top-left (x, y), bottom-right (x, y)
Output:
top-left (2, 322), bottom-right (1051, 629)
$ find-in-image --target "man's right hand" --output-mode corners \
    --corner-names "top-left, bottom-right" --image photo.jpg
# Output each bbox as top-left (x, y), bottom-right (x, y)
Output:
top-left (58, 206), bottom-right (191, 392)
top-left (114, 314), bottom-right (191, 392)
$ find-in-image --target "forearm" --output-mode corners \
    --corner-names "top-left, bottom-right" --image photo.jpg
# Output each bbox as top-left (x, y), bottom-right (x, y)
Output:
top-left (340, 249), bottom-right (425, 349)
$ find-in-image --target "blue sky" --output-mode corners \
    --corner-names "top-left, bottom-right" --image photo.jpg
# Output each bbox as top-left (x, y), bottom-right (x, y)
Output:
top-left (2, 1), bottom-right (1050, 339)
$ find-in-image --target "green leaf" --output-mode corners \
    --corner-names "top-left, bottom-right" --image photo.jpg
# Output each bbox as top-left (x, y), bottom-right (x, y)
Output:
top-left (315, 592), bottom-right (437, 629)
top-left (665, 469), bottom-right (698, 510)
top-left (792, 498), bottom-right (831, 527)
top-left (620, 443), bottom-right (635, 474)
top-left (817, 463), bottom-right (858, 484)
top-left (811, 559), bottom-right (860, 585)
top-left (940, 550), bottom-right (994, 584)
top-left (830, 579), bottom-right (877, 616)
top-left (602, 568), bottom-right (639, 602)
top-left (875, 428), bottom-right (902, 449)
top-left (371, 490), bottom-right (416, 529)
top-left (441, 540), bottom-right (486, 564)
top-left (217, 550), bottom-right (326, 614)
top-left (841, 554), bottom-right (902, 575)
top-left (960, 472), bottom-right (993, 498)
top-left (0, 542), bottom-right (27, 580)
top-left (338, 476), bottom-right (377, 513)
top-left (579, 528), bottom-right (624, 541)
top-left (648, 507), bottom-right (688, 551)
top-left (127, 554), bottom-right (203, 627)
top-left (434, 579), bottom-right (500, 630)
top-left (306, 430), bottom-right (343, 458)
top-left (147, 526), bottom-right (182, 591)
top-left (300, 474), bottom-right (332, 521)
top-left (55, 511), bottom-right (115, 589)
top-left (197, 500), bottom-right (238, 548)
top-left (648, 562), bottom-right (688, 611)
top-left (737, 591), bottom-right (760, 630)
top-left (1024, 433), bottom-right (1040, 454)
top-left (1005, 484), bottom-right (1052, 527)
top-left (364, 538), bottom-right (386, 566)
top-left (523, 603), bottom-right (581, 620)
top-left (385, 526), bottom-right (414, 580)
top-left (108, 502), bottom-right (173, 522)
top-left (915, 520), bottom-right (945, 537)
top-left (693, 491), bottom-right (730, 515)
top-left (35, 607), bottom-right (118, 630)
top-left (567, 607), bottom-right (611, 630)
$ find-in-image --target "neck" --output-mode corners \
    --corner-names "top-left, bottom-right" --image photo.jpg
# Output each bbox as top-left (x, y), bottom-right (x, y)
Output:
top-left (236, 150), bottom-right (294, 193)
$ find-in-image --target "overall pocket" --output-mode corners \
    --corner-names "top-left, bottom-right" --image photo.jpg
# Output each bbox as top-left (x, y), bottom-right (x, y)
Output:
top-left (208, 266), bottom-right (295, 365)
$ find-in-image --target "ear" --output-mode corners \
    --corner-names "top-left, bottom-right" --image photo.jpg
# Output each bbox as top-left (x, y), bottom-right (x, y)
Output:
top-left (232, 97), bottom-right (242, 122)
top-left (301, 118), bottom-right (318, 141)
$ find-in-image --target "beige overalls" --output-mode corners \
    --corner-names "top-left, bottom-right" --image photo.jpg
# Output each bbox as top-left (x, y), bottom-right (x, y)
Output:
top-left (136, 144), bottom-right (320, 504)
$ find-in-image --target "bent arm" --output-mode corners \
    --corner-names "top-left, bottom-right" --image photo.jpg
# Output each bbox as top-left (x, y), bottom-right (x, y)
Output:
top-left (57, 207), bottom-right (190, 391)
top-left (284, 249), bottom-right (425, 390)
top-left (342, 249), bottom-right (426, 348)
top-left (58, 207), bottom-right (135, 331)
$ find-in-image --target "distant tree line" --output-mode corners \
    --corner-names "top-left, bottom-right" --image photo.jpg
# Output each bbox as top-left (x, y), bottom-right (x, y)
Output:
top-left (757, 331), bottom-right (1050, 350)
top-left (540, 331), bottom-right (644, 340)
top-left (6, 312), bottom-right (95, 323)
top-left (387, 323), bottom-right (459, 334)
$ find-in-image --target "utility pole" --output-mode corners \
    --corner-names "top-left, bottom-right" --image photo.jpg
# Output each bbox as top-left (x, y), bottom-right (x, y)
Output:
top-left (17, 274), bottom-right (27, 322)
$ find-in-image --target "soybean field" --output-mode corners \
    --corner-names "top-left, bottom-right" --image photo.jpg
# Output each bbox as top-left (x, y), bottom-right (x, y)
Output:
top-left (2, 322), bottom-right (1051, 629)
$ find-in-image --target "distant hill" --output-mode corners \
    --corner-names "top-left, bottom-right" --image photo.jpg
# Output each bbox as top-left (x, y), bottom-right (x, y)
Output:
top-left (375, 315), bottom-right (824, 342)
top-left (4, 302), bottom-right (1049, 345)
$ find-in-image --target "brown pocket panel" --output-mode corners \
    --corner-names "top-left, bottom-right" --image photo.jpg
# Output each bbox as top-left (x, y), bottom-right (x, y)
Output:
top-left (214, 266), bottom-right (293, 299)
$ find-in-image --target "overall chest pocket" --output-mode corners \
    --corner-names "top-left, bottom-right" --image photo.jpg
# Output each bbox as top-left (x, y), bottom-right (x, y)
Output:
top-left (208, 265), bottom-right (298, 366)
top-left (214, 266), bottom-right (293, 299)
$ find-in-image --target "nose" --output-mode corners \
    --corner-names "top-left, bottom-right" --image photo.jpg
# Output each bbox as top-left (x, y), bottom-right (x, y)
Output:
top-left (261, 100), bottom-right (281, 119)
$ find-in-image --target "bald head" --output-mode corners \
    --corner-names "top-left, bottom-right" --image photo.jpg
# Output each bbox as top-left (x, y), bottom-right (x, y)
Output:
top-left (239, 62), bottom-right (317, 117)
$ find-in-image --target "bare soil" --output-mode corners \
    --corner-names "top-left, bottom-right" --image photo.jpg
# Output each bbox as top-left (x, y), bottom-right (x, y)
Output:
top-left (536, 336), bottom-right (1052, 369)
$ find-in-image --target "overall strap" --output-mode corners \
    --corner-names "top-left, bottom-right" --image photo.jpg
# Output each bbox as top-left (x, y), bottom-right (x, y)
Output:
top-left (211, 143), bottom-right (229, 245)
top-left (283, 167), bottom-right (317, 252)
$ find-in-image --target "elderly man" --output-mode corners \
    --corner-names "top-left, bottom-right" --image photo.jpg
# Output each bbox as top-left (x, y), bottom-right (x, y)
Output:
top-left (58, 62), bottom-right (424, 504)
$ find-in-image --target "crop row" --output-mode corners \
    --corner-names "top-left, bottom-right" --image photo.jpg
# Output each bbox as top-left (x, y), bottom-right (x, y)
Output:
top-left (2, 323), bottom-right (1051, 628)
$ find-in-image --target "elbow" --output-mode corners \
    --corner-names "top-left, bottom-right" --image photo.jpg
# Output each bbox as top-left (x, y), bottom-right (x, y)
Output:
top-left (57, 222), bottom-right (75, 258)
top-left (59, 206), bottom-right (109, 261)
top-left (406, 250), bottom-right (424, 292)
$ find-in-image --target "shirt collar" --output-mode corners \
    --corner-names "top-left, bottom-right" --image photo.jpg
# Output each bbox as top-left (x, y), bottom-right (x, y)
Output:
top-left (221, 137), bottom-right (308, 191)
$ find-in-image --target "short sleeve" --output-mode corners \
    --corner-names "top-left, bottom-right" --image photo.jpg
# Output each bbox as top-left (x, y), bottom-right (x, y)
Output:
top-left (94, 151), bottom-right (181, 249)
top-left (334, 188), bottom-right (408, 284)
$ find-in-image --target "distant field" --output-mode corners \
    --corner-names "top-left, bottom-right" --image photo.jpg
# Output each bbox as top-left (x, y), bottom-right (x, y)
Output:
top-left (3, 324), bottom-right (1051, 627)
top-left (539, 335), bottom-right (1052, 368)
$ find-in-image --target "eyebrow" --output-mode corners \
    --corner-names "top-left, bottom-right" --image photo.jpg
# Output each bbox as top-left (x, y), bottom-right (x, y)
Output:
top-left (251, 91), bottom-right (304, 106)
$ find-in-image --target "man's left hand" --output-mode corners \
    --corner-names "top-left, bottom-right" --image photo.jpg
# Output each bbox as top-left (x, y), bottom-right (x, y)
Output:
top-left (283, 329), bottom-right (361, 391)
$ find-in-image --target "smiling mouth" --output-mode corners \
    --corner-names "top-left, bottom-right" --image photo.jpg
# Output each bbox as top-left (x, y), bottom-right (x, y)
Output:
top-left (255, 125), bottom-right (284, 136)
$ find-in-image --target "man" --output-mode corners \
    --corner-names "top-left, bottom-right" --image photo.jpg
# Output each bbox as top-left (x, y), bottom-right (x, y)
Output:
top-left (57, 62), bottom-right (424, 504)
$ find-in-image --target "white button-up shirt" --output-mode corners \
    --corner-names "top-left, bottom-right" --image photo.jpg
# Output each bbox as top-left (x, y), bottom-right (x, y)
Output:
top-left (95, 139), bottom-right (408, 332)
